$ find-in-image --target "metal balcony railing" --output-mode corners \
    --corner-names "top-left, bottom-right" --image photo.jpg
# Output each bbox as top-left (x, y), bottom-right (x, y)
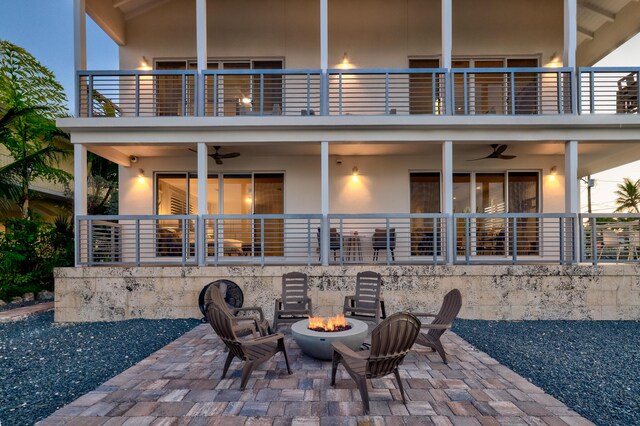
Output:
top-left (76, 67), bottom-right (640, 118)
top-left (580, 214), bottom-right (640, 264)
top-left (452, 213), bottom-right (577, 264)
top-left (579, 67), bottom-right (640, 114)
top-left (77, 70), bottom-right (197, 118)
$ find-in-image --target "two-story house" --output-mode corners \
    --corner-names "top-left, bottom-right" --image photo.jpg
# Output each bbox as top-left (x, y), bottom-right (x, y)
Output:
top-left (55, 0), bottom-right (640, 322)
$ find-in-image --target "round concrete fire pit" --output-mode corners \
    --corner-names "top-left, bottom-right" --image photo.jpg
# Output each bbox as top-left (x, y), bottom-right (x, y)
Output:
top-left (291, 318), bottom-right (368, 360)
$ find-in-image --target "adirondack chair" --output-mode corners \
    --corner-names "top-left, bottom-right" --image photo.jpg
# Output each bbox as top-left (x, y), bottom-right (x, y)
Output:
top-left (206, 303), bottom-right (291, 390)
top-left (330, 312), bottom-right (421, 414)
top-left (273, 272), bottom-right (313, 330)
top-left (343, 271), bottom-right (386, 325)
top-left (204, 281), bottom-right (271, 337)
top-left (413, 289), bottom-right (462, 364)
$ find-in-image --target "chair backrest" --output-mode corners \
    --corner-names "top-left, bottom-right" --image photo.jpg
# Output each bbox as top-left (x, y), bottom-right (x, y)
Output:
top-left (205, 283), bottom-right (233, 317)
top-left (205, 303), bottom-right (245, 360)
top-left (372, 228), bottom-right (396, 250)
top-left (427, 289), bottom-right (462, 340)
top-left (354, 271), bottom-right (382, 310)
top-left (317, 227), bottom-right (341, 249)
top-left (281, 272), bottom-right (310, 310)
top-left (367, 312), bottom-right (421, 378)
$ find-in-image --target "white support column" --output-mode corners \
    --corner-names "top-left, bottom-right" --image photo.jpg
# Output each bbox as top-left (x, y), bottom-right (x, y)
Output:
top-left (73, 0), bottom-right (87, 117)
top-left (196, 0), bottom-right (207, 116)
top-left (565, 140), bottom-right (579, 263)
top-left (197, 142), bottom-right (209, 265)
top-left (74, 143), bottom-right (87, 267)
top-left (320, 0), bottom-right (329, 115)
top-left (564, 0), bottom-right (577, 68)
top-left (442, 141), bottom-right (454, 264)
top-left (441, 0), bottom-right (452, 114)
top-left (321, 141), bottom-right (330, 265)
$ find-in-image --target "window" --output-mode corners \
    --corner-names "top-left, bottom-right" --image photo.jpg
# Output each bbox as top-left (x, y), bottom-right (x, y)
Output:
top-left (508, 171), bottom-right (540, 255)
top-left (409, 59), bottom-right (441, 115)
top-left (410, 172), bottom-right (441, 256)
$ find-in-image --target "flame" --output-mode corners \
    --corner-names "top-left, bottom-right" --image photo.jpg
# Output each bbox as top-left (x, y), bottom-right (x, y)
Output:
top-left (308, 314), bottom-right (348, 331)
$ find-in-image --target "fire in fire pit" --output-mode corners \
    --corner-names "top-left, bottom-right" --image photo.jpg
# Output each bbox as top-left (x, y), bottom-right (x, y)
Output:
top-left (308, 314), bottom-right (352, 332)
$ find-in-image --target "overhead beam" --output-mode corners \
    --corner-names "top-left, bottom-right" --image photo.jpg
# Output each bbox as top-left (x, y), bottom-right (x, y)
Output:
top-left (86, 0), bottom-right (126, 45)
top-left (87, 145), bottom-right (132, 167)
top-left (113, 0), bottom-right (136, 8)
top-left (577, 1), bottom-right (615, 22)
top-left (578, 25), bottom-right (595, 40)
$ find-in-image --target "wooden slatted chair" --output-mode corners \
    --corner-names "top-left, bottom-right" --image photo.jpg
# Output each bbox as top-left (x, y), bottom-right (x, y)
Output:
top-left (413, 289), bottom-right (462, 364)
top-left (273, 272), bottom-right (313, 330)
top-left (205, 282), bottom-right (271, 337)
top-left (206, 303), bottom-right (291, 390)
top-left (343, 271), bottom-right (386, 325)
top-left (331, 312), bottom-right (421, 414)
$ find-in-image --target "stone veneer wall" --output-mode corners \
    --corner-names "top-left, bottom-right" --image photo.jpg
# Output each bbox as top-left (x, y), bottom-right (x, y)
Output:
top-left (53, 265), bottom-right (640, 322)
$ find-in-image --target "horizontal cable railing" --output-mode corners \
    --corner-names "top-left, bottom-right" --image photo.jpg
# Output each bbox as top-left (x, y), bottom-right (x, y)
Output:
top-left (450, 68), bottom-right (573, 115)
top-left (75, 67), bottom-right (640, 118)
top-left (328, 68), bottom-right (448, 115)
top-left (579, 67), bottom-right (640, 114)
top-left (452, 213), bottom-right (576, 264)
top-left (202, 214), bottom-right (323, 265)
top-left (76, 215), bottom-right (198, 266)
top-left (202, 70), bottom-right (322, 117)
top-left (580, 214), bottom-right (640, 264)
top-left (77, 70), bottom-right (197, 118)
top-left (327, 214), bottom-right (449, 264)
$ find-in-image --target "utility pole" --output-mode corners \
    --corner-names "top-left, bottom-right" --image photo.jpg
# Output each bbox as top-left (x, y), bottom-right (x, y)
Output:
top-left (581, 175), bottom-right (594, 213)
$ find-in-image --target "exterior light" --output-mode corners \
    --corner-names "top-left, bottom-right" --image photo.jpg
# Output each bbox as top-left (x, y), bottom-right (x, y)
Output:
top-left (141, 56), bottom-right (151, 70)
top-left (549, 166), bottom-right (557, 182)
top-left (351, 166), bottom-right (359, 182)
top-left (546, 52), bottom-right (562, 68)
top-left (339, 52), bottom-right (352, 70)
top-left (241, 97), bottom-right (252, 105)
top-left (137, 168), bottom-right (145, 183)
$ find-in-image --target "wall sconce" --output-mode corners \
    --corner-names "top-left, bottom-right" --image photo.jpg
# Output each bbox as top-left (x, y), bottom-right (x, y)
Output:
top-left (549, 166), bottom-right (557, 181)
top-left (351, 166), bottom-right (359, 182)
top-left (137, 168), bottom-right (145, 183)
top-left (546, 52), bottom-right (562, 68)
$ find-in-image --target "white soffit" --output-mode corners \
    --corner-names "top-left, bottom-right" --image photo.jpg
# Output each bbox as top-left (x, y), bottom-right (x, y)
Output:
top-left (577, 0), bottom-right (636, 45)
top-left (112, 0), bottom-right (177, 20)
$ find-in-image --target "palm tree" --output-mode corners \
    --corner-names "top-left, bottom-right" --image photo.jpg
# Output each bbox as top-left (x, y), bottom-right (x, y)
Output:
top-left (614, 177), bottom-right (640, 213)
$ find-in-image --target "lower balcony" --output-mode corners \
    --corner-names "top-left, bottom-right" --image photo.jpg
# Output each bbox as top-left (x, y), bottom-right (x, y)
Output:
top-left (75, 213), bottom-right (640, 267)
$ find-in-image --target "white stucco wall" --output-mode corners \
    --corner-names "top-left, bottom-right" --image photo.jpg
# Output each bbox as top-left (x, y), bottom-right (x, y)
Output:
top-left (119, 0), bottom-right (563, 70)
top-left (119, 152), bottom-right (567, 215)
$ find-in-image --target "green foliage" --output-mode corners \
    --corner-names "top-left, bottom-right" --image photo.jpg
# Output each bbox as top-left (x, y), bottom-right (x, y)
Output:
top-left (0, 40), bottom-right (71, 217)
top-left (614, 177), bottom-right (640, 214)
top-left (0, 213), bottom-right (74, 301)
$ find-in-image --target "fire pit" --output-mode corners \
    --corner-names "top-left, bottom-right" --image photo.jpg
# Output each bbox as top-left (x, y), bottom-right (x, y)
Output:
top-left (291, 314), bottom-right (368, 360)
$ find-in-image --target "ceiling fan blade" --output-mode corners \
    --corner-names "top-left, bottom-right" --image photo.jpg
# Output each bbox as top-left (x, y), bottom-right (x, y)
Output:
top-left (467, 155), bottom-right (491, 161)
top-left (218, 152), bottom-right (240, 159)
top-left (498, 155), bottom-right (517, 160)
top-left (188, 148), bottom-right (197, 153)
top-left (494, 144), bottom-right (508, 155)
top-left (214, 157), bottom-right (223, 165)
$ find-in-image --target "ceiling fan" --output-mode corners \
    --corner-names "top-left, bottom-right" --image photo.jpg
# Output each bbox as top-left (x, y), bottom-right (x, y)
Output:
top-left (189, 146), bottom-right (241, 165)
top-left (467, 144), bottom-right (516, 161)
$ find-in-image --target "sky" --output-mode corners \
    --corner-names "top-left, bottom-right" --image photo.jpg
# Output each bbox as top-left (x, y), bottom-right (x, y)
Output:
top-left (0, 0), bottom-right (638, 213)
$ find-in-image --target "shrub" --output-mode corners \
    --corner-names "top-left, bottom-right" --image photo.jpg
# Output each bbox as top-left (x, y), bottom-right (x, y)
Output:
top-left (0, 213), bottom-right (74, 300)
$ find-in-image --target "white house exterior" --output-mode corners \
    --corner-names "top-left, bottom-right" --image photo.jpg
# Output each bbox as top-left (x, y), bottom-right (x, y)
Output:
top-left (55, 0), bottom-right (640, 322)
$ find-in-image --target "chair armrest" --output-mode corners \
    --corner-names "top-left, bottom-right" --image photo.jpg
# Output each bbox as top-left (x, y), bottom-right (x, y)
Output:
top-left (233, 307), bottom-right (265, 321)
top-left (243, 333), bottom-right (285, 346)
top-left (343, 296), bottom-right (355, 309)
top-left (420, 323), bottom-right (451, 330)
top-left (331, 340), bottom-right (369, 360)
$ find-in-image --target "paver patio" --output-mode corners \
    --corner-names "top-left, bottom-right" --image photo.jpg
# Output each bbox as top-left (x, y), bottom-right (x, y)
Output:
top-left (38, 323), bottom-right (594, 426)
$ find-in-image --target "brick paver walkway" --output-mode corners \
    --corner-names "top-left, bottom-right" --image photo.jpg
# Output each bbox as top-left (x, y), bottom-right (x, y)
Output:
top-left (39, 324), bottom-right (594, 426)
top-left (0, 302), bottom-right (54, 323)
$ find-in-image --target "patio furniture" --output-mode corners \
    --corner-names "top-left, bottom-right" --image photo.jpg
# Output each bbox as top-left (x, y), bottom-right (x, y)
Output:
top-left (330, 312), bottom-right (421, 414)
top-left (204, 280), bottom-right (271, 337)
top-left (206, 303), bottom-right (291, 390)
top-left (273, 272), bottom-right (313, 330)
top-left (344, 231), bottom-right (363, 261)
top-left (343, 271), bottom-right (386, 325)
top-left (413, 289), bottom-right (462, 364)
top-left (198, 279), bottom-right (244, 321)
top-left (616, 72), bottom-right (638, 113)
top-left (317, 227), bottom-right (341, 261)
top-left (598, 230), bottom-right (623, 261)
top-left (372, 228), bottom-right (395, 261)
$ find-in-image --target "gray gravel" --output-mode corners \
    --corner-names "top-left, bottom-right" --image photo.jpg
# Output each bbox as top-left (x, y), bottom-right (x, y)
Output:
top-left (454, 320), bottom-right (640, 426)
top-left (0, 311), bottom-right (199, 426)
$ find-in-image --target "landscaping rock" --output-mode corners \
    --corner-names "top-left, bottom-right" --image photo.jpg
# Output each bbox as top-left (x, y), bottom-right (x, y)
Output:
top-left (11, 296), bottom-right (23, 303)
top-left (22, 292), bottom-right (35, 302)
top-left (37, 290), bottom-right (54, 301)
top-left (0, 299), bottom-right (6, 307)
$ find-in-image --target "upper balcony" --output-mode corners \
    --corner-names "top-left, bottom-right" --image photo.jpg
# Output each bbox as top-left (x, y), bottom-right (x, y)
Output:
top-left (76, 67), bottom-right (639, 119)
